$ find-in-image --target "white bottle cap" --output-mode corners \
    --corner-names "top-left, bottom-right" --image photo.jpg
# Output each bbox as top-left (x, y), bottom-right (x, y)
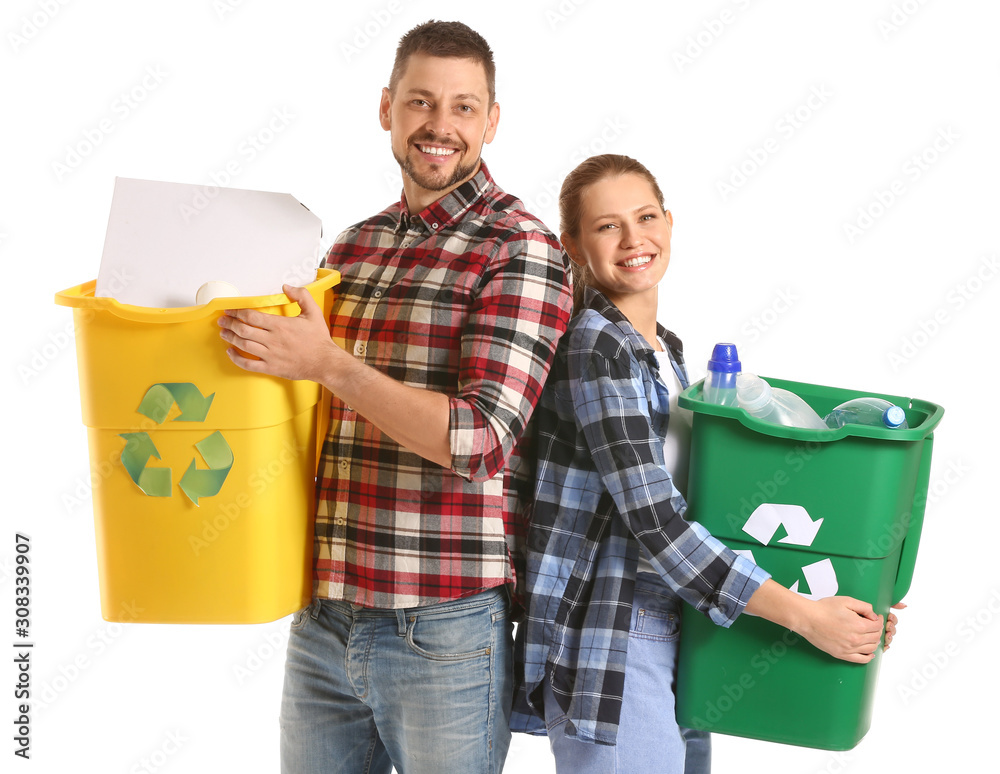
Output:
top-left (884, 405), bottom-right (907, 428)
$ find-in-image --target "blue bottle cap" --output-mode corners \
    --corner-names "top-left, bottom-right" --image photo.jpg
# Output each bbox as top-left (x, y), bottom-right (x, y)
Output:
top-left (883, 405), bottom-right (906, 428)
top-left (708, 342), bottom-right (741, 373)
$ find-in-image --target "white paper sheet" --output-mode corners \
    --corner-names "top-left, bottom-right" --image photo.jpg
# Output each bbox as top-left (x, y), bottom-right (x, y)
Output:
top-left (96, 177), bottom-right (322, 307)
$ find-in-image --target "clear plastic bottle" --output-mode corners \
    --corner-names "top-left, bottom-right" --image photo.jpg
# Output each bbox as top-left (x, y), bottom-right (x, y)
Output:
top-left (703, 342), bottom-right (741, 406)
top-left (824, 397), bottom-right (909, 429)
top-left (736, 373), bottom-right (830, 430)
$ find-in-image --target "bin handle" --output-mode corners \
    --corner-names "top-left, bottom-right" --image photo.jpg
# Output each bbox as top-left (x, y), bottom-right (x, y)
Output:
top-left (891, 433), bottom-right (935, 603)
top-left (55, 268), bottom-right (340, 323)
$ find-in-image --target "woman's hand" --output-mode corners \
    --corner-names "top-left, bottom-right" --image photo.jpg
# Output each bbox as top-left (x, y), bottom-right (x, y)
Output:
top-left (795, 596), bottom-right (885, 663)
top-left (884, 602), bottom-right (906, 651)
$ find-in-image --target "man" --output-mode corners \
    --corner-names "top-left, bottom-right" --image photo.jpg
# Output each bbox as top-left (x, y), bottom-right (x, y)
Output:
top-left (218, 20), bottom-right (571, 774)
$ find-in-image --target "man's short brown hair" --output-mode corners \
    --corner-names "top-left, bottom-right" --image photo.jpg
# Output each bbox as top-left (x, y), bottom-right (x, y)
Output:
top-left (389, 20), bottom-right (496, 104)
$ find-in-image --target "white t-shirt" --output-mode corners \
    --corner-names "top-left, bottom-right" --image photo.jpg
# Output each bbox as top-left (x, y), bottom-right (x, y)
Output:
top-left (637, 341), bottom-right (693, 577)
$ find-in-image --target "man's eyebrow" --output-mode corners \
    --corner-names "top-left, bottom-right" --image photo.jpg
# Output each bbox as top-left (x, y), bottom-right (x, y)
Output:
top-left (405, 88), bottom-right (483, 104)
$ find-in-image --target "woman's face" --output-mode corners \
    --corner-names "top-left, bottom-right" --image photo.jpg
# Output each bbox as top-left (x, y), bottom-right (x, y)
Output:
top-left (566, 173), bottom-right (673, 308)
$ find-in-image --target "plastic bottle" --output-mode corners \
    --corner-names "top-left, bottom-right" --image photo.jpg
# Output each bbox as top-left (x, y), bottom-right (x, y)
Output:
top-left (824, 397), bottom-right (909, 429)
top-left (703, 343), bottom-right (741, 406)
top-left (736, 373), bottom-right (830, 430)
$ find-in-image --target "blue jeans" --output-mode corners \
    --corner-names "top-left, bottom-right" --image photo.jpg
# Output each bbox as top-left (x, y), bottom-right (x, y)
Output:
top-left (544, 574), bottom-right (710, 773)
top-left (279, 587), bottom-right (513, 774)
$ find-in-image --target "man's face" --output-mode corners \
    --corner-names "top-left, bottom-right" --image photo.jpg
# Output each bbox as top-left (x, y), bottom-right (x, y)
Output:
top-left (380, 54), bottom-right (500, 207)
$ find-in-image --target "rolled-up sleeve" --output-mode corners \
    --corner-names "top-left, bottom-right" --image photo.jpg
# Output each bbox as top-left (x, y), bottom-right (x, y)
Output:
top-left (450, 229), bottom-right (571, 482)
top-left (568, 322), bottom-right (770, 626)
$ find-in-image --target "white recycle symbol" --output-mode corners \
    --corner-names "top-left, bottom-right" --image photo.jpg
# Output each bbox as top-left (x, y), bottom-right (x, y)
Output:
top-left (738, 503), bottom-right (838, 600)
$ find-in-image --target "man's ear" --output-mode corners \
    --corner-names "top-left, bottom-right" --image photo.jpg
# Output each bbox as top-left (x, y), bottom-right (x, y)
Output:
top-left (483, 101), bottom-right (500, 145)
top-left (379, 87), bottom-right (392, 131)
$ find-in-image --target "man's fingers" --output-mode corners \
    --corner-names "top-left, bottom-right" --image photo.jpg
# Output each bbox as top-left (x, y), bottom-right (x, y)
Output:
top-left (225, 346), bottom-right (268, 372)
top-left (222, 307), bottom-right (274, 333)
top-left (283, 284), bottom-right (318, 318)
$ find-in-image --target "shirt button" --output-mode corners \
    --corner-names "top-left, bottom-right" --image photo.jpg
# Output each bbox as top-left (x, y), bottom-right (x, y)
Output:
top-left (354, 342), bottom-right (365, 357)
top-left (339, 459), bottom-right (349, 470)
top-left (431, 223), bottom-right (439, 230)
top-left (372, 289), bottom-right (383, 299)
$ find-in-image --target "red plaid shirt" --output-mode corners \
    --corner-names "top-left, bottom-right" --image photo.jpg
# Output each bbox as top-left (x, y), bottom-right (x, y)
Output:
top-left (316, 163), bottom-right (572, 608)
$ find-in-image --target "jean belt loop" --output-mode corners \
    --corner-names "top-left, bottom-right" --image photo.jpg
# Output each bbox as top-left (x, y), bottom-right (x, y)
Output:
top-left (396, 608), bottom-right (408, 636)
top-left (309, 599), bottom-right (321, 621)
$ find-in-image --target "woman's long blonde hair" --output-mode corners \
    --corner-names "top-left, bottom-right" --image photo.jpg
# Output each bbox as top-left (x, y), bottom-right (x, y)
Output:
top-left (558, 154), bottom-right (667, 312)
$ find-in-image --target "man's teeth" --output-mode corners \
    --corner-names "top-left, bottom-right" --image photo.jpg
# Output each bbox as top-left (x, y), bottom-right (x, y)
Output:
top-left (419, 145), bottom-right (456, 156)
top-left (622, 255), bottom-right (652, 268)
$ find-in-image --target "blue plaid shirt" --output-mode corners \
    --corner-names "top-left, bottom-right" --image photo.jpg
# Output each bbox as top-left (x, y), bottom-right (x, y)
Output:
top-left (511, 287), bottom-right (770, 744)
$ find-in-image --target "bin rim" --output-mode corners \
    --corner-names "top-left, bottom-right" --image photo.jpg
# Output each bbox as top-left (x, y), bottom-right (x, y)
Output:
top-left (678, 375), bottom-right (944, 442)
top-left (54, 267), bottom-right (340, 323)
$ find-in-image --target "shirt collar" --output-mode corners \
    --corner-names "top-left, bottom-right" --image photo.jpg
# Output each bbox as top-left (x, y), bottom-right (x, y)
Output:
top-left (394, 161), bottom-right (494, 234)
top-left (581, 286), bottom-right (685, 371)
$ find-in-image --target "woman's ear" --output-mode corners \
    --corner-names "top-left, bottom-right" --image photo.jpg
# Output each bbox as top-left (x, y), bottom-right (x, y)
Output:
top-left (664, 209), bottom-right (673, 228)
top-left (561, 233), bottom-right (584, 266)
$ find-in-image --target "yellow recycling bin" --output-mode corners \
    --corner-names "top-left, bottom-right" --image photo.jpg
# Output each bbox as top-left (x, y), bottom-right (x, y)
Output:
top-left (55, 268), bottom-right (339, 624)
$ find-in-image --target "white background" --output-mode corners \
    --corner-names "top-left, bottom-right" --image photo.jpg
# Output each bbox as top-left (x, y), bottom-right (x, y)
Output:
top-left (4, 1), bottom-right (998, 772)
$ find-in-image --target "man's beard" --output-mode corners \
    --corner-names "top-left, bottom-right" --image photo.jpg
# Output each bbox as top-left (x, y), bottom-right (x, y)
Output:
top-left (394, 136), bottom-right (478, 192)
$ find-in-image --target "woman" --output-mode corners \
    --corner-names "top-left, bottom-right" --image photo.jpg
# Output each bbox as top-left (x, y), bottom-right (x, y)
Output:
top-left (511, 155), bottom-right (897, 773)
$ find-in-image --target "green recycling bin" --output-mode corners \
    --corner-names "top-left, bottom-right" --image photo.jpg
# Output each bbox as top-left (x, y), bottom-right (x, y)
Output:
top-left (674, 376), bottom-right (943, 750)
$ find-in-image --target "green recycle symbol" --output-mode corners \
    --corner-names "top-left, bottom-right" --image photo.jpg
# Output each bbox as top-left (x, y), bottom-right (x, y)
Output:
top-left (119, 383), bottom-right (233, 506)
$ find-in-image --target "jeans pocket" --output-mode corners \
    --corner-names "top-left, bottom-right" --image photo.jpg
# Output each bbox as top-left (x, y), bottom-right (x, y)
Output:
top-left (632, 601), bottom-right (680, 642)
top-left (405, 604), bottom-right (494, 662)
top-left (289, 601), bottom-right (314, 631)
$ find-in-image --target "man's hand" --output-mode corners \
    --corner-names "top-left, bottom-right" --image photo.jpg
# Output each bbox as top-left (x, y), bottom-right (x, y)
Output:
top-left (218, 284), bottom-right (336, 382)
